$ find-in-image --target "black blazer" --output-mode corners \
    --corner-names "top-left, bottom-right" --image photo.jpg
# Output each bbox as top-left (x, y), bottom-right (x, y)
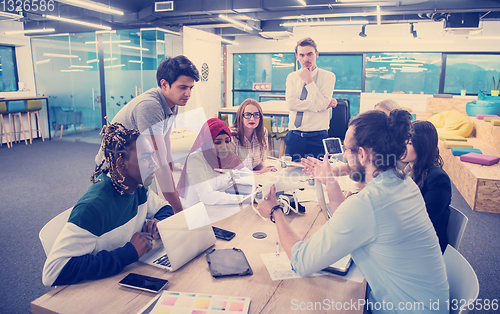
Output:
top-left (420, 167), bottom-right (451, 253)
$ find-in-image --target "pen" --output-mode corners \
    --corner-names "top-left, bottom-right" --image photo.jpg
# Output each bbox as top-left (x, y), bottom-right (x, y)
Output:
top-left (276, 241), bottom-right (280, 256)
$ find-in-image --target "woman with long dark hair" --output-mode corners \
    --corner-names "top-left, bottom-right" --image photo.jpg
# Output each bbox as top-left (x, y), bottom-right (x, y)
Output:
top-left (403, 120), bottom-right (451, 253)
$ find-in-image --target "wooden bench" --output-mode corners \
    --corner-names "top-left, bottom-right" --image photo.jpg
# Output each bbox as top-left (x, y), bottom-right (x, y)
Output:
top-left (438, 117), bottom-right (500, 213)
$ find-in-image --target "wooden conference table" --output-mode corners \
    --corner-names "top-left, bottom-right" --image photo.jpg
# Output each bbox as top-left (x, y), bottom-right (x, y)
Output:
top-left (31, 192), bottom-right (366, 313)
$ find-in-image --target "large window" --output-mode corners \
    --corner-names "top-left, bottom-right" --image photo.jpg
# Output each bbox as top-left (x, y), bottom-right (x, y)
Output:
top-left (233, 53), bottom-right (294, 106)
top-left (316, 54), bottom-right (363, 116)
top-left (0, 45), bottom-right (19, 92)
top-left (444, 54), bottom-right (500, 95)
top-left (365, 52), bottom-right (441, 95)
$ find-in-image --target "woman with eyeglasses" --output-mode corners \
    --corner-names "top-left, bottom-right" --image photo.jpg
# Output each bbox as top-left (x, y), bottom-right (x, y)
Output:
top-left (177, 118), bottom-right (254, 208)
top-left (230, 98), bottom-right (277, 174)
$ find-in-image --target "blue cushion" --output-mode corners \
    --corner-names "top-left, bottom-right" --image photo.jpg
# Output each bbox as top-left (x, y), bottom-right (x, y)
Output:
top-left (466, 91), bottom-right (500, 117)
top-left (7, 100), bottom-right (26, 113)
top-left (451, 147), bottom-right (482, 156)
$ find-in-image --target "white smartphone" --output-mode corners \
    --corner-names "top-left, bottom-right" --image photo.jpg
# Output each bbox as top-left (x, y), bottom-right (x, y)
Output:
top-left (322, 137), bottom-right (344, 155)
top-left (118, 273), bottom-right (168, 293)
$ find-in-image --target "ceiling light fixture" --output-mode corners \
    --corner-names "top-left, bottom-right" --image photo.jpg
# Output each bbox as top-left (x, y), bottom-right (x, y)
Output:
top-left (84, 40), bottom-right (131, 44)
top-left (218, 14), bottom-right (253, 32)
top-left (95, 30), bottom-right (116, 34)
top-left (43, 15), bottom-right (112, 30)
top-left (297, 0), bottom-right (307, 5)
top-left (140, 27), bottom-right (181, 36)
top-left (0, 11), bottom-right (22, 19)
top-left (4, 28), bottom-right (55, 35)
top-left (43, 52), bottom-right (79, 58)
top-left (35, 59), bottom-right (51, 65)
top-left (70, 65), bottom-right (93, 68)
top-left (281, 12), bottom-right (371, 19)
top-left (259, 31), bottom-right (293, 39)
top-left (118, 44), bottom-right (149, 51)
top-left (338, 0), bottom-right (397, 4)
top-left (128, 60), bottom-right (143, 63)
top-left (104, 64), bottom-right (126, 69)
top-left (281, 20), bottom-right (369, 27)
top-left (359, 25), bottom-right (367, 37)
top-left (57, 0), bottom-right (124, 15)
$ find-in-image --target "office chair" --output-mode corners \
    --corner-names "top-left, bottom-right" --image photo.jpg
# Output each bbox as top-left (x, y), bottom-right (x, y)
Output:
top-left (39, 208), bottom-right (73, 256)
top-left (263, 116), bottom-right (275, 156)
top-left (447, 205), bottom-right (468, 250)
top-left (328, 98), bottom-right (350, 142)
top-left (443, 245), bottom-right (479, 314)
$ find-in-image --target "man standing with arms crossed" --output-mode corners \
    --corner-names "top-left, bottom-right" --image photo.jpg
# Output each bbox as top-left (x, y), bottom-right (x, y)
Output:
top-left (95, 55), bottom-right (199, 214)
top-left (285, 37), bottom-right (337, 161)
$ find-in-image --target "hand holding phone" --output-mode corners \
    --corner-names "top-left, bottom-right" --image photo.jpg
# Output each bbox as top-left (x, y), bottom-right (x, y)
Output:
top-left (118, 273), bottom-right (168, 293)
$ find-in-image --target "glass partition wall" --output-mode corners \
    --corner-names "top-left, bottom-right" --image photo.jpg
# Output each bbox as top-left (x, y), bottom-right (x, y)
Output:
top-left (31, 29), bottom-right (179, 140)
top-left (31, 33), bottom-right (101, 136)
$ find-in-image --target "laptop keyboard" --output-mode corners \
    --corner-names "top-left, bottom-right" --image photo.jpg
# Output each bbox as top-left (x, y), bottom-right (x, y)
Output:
top-left (153, 254), bottom-right (171, 267)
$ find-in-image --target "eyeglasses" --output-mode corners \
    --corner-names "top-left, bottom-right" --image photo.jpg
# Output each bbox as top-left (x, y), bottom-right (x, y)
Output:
top-left (242, 112), bottom-right (261, 119)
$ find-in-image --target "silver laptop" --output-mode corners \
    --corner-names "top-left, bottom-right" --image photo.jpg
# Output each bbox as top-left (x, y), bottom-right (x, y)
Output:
top-left (315, 180), bottom-right (333, 220)
top-left (139, 202), bottom-right (216, 271)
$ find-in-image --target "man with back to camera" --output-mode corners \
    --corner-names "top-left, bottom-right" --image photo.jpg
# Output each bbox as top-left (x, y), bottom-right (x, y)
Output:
top-left (44, 123), bottom-right (174, 286)
top-left (284, 37), bottom-right (338, 161)
top-left (95, 55), bottom-right (200, 214)
top-left (257, 109), bottom-right (449, 313)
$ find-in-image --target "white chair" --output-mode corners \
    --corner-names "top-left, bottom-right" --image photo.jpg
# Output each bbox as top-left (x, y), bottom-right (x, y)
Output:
top-left (447, 205), bottom-right (468, 250)
top-left (39, 208), bottom-right (73, 256)
top-left (443, 245), bottom-right (479, 314)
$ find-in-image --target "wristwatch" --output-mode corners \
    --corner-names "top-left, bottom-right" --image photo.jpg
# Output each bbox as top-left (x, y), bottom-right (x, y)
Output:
top-left (270, 205), bottom-right (283, 223)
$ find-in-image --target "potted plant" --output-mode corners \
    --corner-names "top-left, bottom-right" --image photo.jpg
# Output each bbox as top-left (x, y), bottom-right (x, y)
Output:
top-left (492, 76), bottom-right (500, 96)
top-left (458, 78), bottom-right (470, 96)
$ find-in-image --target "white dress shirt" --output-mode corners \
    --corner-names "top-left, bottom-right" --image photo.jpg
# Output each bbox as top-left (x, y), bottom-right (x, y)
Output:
top-left (290, 170), bottom-right (449, 313)
top-left (286, 67), bottom-right (336, 132)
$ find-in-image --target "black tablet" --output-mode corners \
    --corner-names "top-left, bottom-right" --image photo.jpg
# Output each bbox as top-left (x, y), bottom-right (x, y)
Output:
top-left (206, 248), bottom-right (253, 278)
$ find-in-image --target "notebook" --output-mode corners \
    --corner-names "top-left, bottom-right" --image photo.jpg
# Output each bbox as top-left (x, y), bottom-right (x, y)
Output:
top-left (139, 202), bottom-right (216, 271)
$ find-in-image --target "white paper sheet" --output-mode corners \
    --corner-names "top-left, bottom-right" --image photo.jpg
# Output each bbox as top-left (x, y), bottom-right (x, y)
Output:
top-left (261, 252), bottom-right (365, 283)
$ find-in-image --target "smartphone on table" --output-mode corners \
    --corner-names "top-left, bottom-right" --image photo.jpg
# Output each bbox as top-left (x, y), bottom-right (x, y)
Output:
top-left (212, 226), bottom-right (236, 241)
top-left (118, 273), bottom-right (168, 293)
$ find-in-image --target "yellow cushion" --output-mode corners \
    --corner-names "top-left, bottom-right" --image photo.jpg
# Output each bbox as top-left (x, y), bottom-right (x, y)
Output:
top-left (492, 119), bottom-right (500, 126)
top-left (484, 116), bottom-right (498, 122)
top-left (0, 102), bottom-right (6, 114)
top-left (443, 140), bottom-right (473, 149)
top-left (27, 100), bottom-right (43, 111)
top-left (427, 110), bottom-right (473, 138)
top-left (438, 134), bottom-right (467, 142)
